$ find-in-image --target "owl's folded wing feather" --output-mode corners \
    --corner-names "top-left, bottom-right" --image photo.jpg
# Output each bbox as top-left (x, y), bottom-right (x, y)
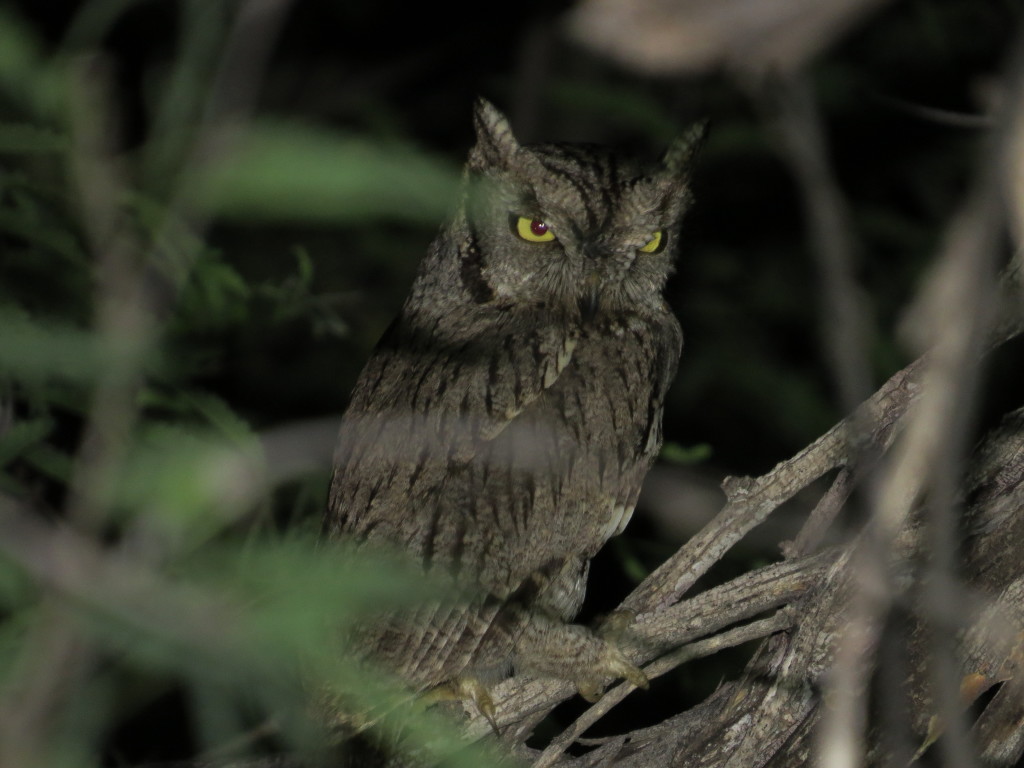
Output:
top-left (355, 305), bottom-right (576, 437)
top-left (323, 305), bottom-right (582, 687)
top-left (324, 303), bottom-right (577, 537)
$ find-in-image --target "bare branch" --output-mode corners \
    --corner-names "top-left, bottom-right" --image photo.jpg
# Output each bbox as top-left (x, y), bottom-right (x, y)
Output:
top-left (623, 354), bottom-right (924, 616)
top-left (534, 611), bottom-right (794, 768)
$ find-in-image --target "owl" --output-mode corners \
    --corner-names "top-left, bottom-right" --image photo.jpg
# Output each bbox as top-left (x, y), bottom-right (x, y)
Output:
top-left (324, 99), bottom-right (703, 716)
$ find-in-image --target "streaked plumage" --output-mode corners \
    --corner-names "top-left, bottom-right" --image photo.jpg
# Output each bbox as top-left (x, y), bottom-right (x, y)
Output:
top-left (324, 99), bottom-right (702, 701)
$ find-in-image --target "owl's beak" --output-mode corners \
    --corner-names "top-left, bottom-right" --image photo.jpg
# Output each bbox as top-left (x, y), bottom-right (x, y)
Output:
top-left (580, 271), bottom-right (602, 321)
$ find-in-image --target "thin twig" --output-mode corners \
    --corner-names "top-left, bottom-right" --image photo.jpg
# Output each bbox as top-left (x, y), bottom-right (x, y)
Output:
top-left (784, 467), bottom-right (853, 559)
top-left (631, 549), bottom-right (839, 648)
top-left (767, 73), bottom-right (872, 412)
top-left (866, 90), bottom-right (995, 130)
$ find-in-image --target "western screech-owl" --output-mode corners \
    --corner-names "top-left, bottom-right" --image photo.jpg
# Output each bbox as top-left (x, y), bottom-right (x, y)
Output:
top-left (324, 99), bottom-right (702, 713)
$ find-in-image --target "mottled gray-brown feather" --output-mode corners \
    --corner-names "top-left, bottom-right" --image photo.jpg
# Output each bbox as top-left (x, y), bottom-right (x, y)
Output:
top-left (324, 98), bottom-right (698, 693)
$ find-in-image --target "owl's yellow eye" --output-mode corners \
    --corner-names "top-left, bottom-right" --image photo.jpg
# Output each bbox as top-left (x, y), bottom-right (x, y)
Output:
top-left (639, 230), bottom-right (665, 254)
top-left (514, 216), bottom-right (556, 243)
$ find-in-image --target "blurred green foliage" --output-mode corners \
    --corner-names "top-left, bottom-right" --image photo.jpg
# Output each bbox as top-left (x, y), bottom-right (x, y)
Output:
top-left (199, 121), bottom-right (459, 224)
top-left (0, 3), bottom-right (488, 766)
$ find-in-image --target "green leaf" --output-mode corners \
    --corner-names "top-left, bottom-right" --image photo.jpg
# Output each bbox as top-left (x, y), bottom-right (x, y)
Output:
top-left (293, 245), bottom-right (314, 286)
top-left (660, 441), bottom-right (713, 465)
top-left (0, 557), bottom-right (35, 612)
top-left (135, 389), bottom-right (256, 445)
top-left (181, 390), bottom-right (257, 445)
top-left (173, 257), bottom-right (252, 331)
top-left (0, 417), bottom-right (54, 467)
top-left (197, 120), bottom-right (460, 224)
top-left (115, 424), bottom-right (265, 541)
top-left (21, 442), bottom-right (73, 483)
top-left (127, 192), bottom-right (211, 288)
top-left (0, 309), bottom-right (157, 384)
top-left (0, 8), bottom-right (66, 119)
top-left (0, 9), bottom-right (43, 88)
top-left (611, 536), bottom-right (650, 583)
top-left (190, 538), bottom-right (447, 643)
top-left (315, 656), bottom-right (513, 768)
top-left (0, 208), bottom-right (85, 264)
top-left (0, 123), bottom-right (67, 154)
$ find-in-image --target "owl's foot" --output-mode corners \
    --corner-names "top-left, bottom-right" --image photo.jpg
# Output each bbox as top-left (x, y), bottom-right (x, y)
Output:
top-left (458, 677), bottom-right (500, 734)
top-left (576, 641), bottom-right (649, 702)
top-left (423, 677), bottom-right (500, 734)
top-left (577, 611), bottom-right (649, 702)
top-left (510, 607), bottom-right (648, 703)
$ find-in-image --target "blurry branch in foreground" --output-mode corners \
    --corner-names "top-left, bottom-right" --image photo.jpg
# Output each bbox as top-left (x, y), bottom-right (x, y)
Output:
top-left (0, 0), bottom-right (292, 762)
top-left (0, 0), bottom-right (461, 762)
top-left (566, 0), bottom-right (892, 76)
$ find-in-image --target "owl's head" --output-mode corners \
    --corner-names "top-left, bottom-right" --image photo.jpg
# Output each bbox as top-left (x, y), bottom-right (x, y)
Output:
top-left (452, 98), bottom-right (704, 320)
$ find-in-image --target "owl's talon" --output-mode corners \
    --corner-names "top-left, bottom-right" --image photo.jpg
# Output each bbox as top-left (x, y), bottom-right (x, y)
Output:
top-left (604, 646), bottom-right (650, 690)
top-left (577, 678), bottom-right (604, 703)
top-left (600, 611), bottom-right (648, 689)
top-left (576, 642), bottom-right (649, 702)
top-left (623, 661), bottom-right (651, 690)
top-left (430, 677), bottom-right (500, 734)
top-left (467, 680), bottom-right (500, 735)
top-left (481, 703), bottom-right (500, 734)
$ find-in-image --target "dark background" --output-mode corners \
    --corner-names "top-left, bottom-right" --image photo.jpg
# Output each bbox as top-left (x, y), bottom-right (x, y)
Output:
top-left (9, 1), bottom-right (1016, 464)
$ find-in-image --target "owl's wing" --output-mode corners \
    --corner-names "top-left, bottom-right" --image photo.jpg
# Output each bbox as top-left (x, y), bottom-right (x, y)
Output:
top-left (326, 306), bottom-right (683, 691)
top-left (607, 309), bottom-right (682, 537)
top-left (341, 303), bottom-right (576, 455)
top-left (324, 304), bottom-right (579, 686)
top-left (325, 303), bottom-right (576, 534)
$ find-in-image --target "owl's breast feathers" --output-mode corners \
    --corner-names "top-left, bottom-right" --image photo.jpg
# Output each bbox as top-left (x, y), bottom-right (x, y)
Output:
top-left (326, 303), bottom-right (680, 584)
top-left (324, 303), bottom-right (679, 688)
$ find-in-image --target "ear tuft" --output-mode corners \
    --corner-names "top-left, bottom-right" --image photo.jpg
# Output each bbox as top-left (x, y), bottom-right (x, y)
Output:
top-left (470, 98), bottom-right (519, 168)
top-left (662, 120), bottom-right (709, 178)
